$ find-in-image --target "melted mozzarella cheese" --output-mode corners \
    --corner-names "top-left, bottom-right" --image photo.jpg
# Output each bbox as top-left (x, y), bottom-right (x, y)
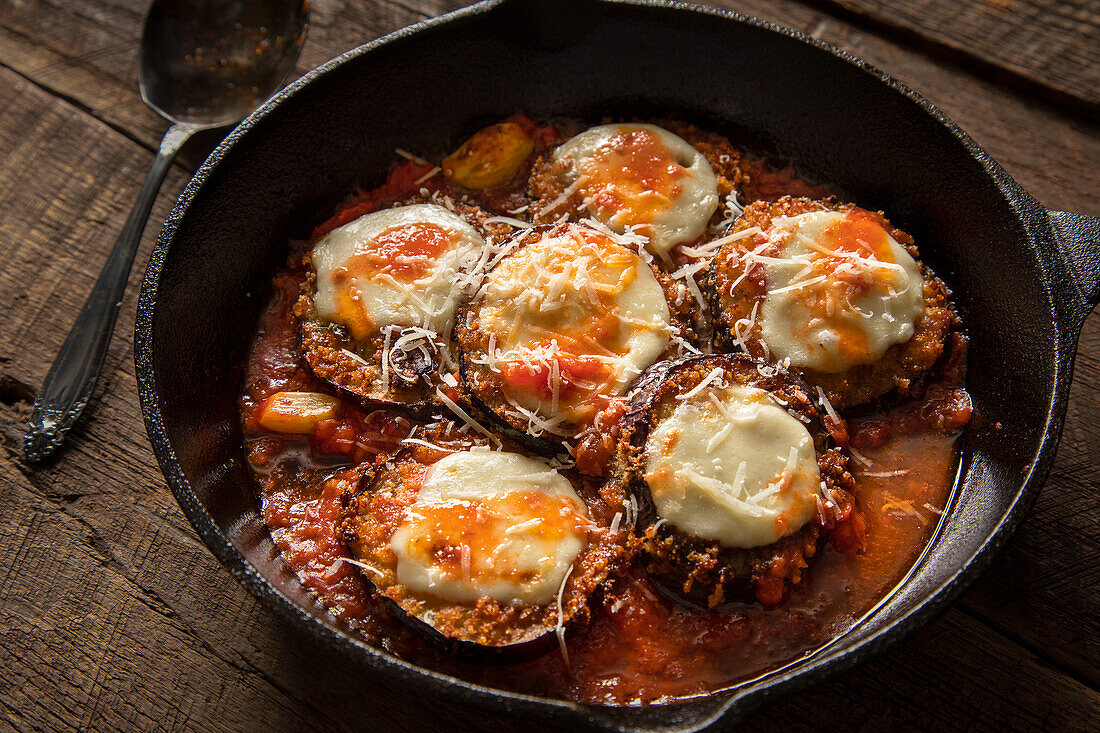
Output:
top-left (644, 383), bottom-right (820, 548)
top-left (552, 123), bottom-right (719, 257)
top-left (756, 210), bottom-right (924, 373)
top-left (474, 224), bottom-right (671, 429)
top-left (390, 451), bottom-right (589, 605)
top-left (311, 204), bottom-right (485, 339)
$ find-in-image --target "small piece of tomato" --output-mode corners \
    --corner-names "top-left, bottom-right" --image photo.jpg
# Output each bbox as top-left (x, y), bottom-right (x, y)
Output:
top-left (311, 200), bottom-right (375, 240)
top-left (754, 576), bottom-right (786, 608)
top-left (500, 352), bottom-right (610, 402)
top-left (829, 506), bottom-right (867, 554)
top-left (310, 160), bottom-right (439, 240)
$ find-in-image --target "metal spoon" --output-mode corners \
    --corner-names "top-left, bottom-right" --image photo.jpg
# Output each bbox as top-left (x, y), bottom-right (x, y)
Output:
top-left (24, 0), bottom-right (309, 463)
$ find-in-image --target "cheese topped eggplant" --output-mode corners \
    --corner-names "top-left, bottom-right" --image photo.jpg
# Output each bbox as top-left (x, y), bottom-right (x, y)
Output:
top-left (607, 354), bottom-right (860, 607)
top-left (296, 203), bottom-right (493, 408)
top-left (390, 451), bottom-right (589, 605)
top-left (707, 197), bottom-right (956, 408)
top-left (456, 223), bottom-right (676, 445)
top-left (538, 123), bottom-right (720, 258)
top-left (340, 440), bottom-right (627, 660)
top-left (755, 210), bottom-right (924, 373)
top-left (643, 383), bottom-right (821, 549)
top-left (311, 203), bottom-right (485, 336)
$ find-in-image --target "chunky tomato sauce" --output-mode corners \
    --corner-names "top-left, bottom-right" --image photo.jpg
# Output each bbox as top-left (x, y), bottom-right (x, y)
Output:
top-left (584, 129), bottom-right (687, 224)
top-left (239, 129), bottom-right (970, 705)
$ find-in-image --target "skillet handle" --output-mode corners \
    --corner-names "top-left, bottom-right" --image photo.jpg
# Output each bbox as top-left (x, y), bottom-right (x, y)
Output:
top-left (1048, 210), bottom-right (1100, 325)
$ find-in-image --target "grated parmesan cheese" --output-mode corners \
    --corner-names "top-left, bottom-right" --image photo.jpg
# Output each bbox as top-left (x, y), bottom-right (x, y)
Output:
top-left (413, 166), bottom-right (442, 185)
top-left (555, 564), bottom-right (575, 670)
top-left (394, 148), bottom-right (430, 166)
top-left (434, 388), bottom-right (501, 447)
top-left (380, 328), bottom-right (393, 393)
top-left (815, 386), bottom-right (841, 425)
top-left (676, 367), bottom-right (726, 401)
top-left (335, 556), bottom-right (384, 579)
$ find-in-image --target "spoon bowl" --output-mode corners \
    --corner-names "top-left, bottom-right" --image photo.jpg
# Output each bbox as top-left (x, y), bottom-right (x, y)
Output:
top-left (24, 0), bottom-right (309, 462)
top-left (141, 0), bottom-right (309, 127)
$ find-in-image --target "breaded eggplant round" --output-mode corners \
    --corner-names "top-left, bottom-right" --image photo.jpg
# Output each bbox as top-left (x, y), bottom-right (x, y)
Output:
top-left (295, 202), bottom-right (517, 410)
top-left (339, 436), bottom-right (628, 661)
top-left (706, 196), bottom-right (956, 408)
top-left (527, 122), bottom-right (732, 259)
top-left (454, 221), bottom-right (693, 454)
top-left (607, 353), bottom-right (860, 608)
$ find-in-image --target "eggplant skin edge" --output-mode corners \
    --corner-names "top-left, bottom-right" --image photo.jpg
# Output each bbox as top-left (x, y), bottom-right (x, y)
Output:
top-left (606, 353), bottom-right (857, 607)
top-left (294, 279), bottom-right (437, 414)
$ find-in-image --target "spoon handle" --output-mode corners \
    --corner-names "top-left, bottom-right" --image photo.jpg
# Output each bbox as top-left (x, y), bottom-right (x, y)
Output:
top-left (24, 123), bottom-right (195, 463)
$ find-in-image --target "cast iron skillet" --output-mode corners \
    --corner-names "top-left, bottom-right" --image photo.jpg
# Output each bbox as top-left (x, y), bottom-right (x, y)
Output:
top-left (134, 0), bottom-right (1100, 730)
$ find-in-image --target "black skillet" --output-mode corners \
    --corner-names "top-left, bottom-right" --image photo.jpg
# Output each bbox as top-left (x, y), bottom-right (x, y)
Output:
top-left (134, 0), bottom-right (1100, 730)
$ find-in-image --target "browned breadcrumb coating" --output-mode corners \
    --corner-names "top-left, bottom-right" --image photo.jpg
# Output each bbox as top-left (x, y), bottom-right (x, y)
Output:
top-left (338, 434), bottom-right (630, 654)
top-left (297, 289), bottom-right (430, 407)
top-left (293, 197), bottom-right (518, 409)
top-left (658, 120), bottom-right (748, 209)
top-left (607, 354), bottom-right (858, 608)
top-left (706, 196), bottom-right (957, 408)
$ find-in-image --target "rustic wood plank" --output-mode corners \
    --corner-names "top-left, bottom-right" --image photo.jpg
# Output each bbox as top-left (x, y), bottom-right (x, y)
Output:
top-left (798, 0), bottom-right (1100, 116)
top-left (0, 0), bottom-right (161, 145)
top-left (741, 610), bottom-right (1100, 732)
top-left (0, 0), bottom-right (1097, 730)
top-left (0, 77), bottom-right (181, 387)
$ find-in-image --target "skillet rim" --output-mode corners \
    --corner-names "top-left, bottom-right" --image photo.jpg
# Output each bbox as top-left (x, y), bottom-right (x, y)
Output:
top-left (134, 0), bottom-right (1088, 729)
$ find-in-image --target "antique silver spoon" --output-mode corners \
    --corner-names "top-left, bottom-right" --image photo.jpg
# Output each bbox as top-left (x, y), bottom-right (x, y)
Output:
top-left (24, 0), bottom-right (309, 462)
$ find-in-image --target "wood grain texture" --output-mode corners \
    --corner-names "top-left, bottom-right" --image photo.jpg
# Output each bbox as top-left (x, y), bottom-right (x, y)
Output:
top-left (799, 0), bottom-right (1100, 115)
top-left (0, 0), bottom-right (1097, 731)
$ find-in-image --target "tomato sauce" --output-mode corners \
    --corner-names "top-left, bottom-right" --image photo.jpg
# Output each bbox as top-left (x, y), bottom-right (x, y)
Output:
top-left (238, 129), bottom-right (970, 705)
top-left (583, 128), bottom-right (687, 225)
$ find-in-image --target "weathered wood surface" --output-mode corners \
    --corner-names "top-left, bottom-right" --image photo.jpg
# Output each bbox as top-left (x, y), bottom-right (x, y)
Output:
top-left (0, 0), bottom-right (1097, 731)
top-left (800, 0), bottom-right (1100, 116)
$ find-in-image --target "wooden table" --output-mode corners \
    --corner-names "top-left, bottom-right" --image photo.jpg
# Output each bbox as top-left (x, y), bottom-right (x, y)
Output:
top-left (1, 1), bottom-right (1096, 730)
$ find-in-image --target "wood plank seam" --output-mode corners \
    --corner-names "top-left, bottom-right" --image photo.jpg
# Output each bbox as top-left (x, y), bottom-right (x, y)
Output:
top-left (1, 464), bottom-right (311, 699)
top-left (381, 0), bottom-right (435, 21)
top-left (0, 49), bottom-right (161, 158)
top-left (956, 603), bottom-right (1099, 692)
top-left (0, 474), bottom-right (354, 730)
